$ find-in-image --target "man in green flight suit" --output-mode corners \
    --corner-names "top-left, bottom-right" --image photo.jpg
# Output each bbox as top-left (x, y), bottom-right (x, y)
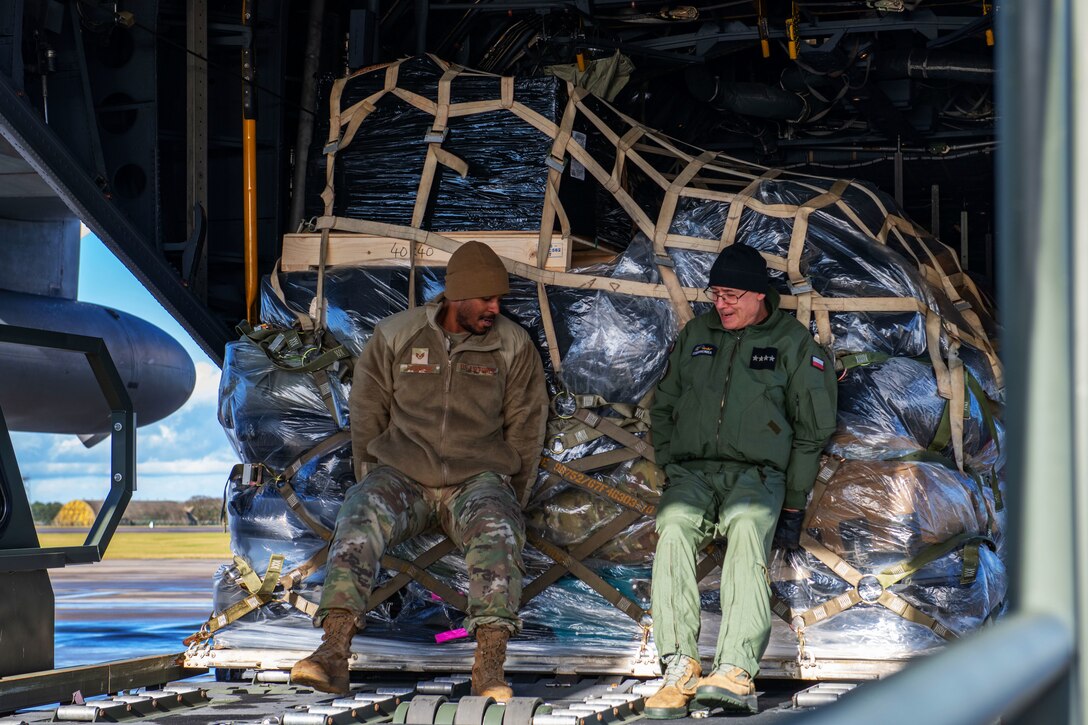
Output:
top-left (644, 243), bottom-right (838, 717)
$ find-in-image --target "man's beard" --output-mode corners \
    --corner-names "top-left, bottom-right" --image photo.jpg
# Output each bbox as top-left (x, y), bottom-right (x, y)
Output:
top-left (457, 307), bottom-right (495, 335)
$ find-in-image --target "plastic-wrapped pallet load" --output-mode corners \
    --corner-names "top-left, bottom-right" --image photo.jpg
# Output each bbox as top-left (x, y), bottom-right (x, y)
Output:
top-left (199, 55), bottom-right (1004, 677)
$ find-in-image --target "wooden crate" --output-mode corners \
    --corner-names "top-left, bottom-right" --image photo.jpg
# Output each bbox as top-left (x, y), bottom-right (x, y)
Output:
top-left (280, 231), bottom-right (571, 272)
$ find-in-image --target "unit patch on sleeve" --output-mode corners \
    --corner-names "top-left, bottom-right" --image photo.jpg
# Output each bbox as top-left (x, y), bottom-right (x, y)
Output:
top-left (749, 347), bottom-right (778, 370)
top-left (691, 344), bottom-right (717, 357)
top-left (811, 355), bottom-right (826, 371)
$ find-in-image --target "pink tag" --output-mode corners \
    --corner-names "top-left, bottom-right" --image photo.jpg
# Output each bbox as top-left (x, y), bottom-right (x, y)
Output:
top-left (435, 628), bottom-right (469, 644)
top-left (430, 592), bottom-right (444, 602)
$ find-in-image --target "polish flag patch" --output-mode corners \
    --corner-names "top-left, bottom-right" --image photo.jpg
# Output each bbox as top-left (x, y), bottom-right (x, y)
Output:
top-left (811, 355), bottom-right (825, 371)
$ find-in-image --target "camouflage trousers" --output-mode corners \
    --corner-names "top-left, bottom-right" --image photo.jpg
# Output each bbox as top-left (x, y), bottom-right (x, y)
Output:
top-left (317, 465), bottom-right (526, 633)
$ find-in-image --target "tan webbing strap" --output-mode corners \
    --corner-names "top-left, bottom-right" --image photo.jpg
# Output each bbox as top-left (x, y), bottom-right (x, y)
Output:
top-left (877, 589), bottom-right (958, 640)
top-left (539, 456), bottom-right (657, 517)
top-left (368, 538), bottom-right (458, 610)
top-left (948, 342), bottom-right (967, 470)
top-left (721, 170), bottom-right (780, 246)
top-left (312, 367), bottom-right (342, 426)
top-left (268, 260), bottom-right (314, 331)
top-left (814, 308), bottom-right (833, 347)
top-left (536, 83), bottom-right (583, 266)
top-left (500, 75), bottom-right (514, 108)
top-left (315, 228), bottom-right (330, 331)
top-left (278, 430), bottom-right (352, 483)
top-left (694, 543), bottom-right (725, 582)
top-left (279, 546), bottom-right (330, 591)
top-left (925, 310), bottom-right (953, 400)
top-left (282, 590), bottom-right (320, 617)
top-left (537, 282), bottom-right (564, 377)
top-left (572, 408), bottom-right (656, 463)
top-left (798, 533), bottom-right (959, 640)
top-left (802, 455), bottom-right (842, 529)
top-left (653, 151), bottom-right (715, 326)
top-left (200, 554), bottom-right (286, 635)
top-left (786, 180), bottom-right (849, 293)
top-left (522, 508), bottom-right (642, 602)
top-left (274, 479), bottom-right (334, 542)
top-left (795, 290), bottom-right (813, 333)
top-left (567, 447), bottom-right (641, 473)
top-left (380, 552), bottom-right (469, 612)
top-left (526, 528), bottom-right (648, 623)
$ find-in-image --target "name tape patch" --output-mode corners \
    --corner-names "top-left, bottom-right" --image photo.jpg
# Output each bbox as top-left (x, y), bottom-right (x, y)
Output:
top-left (749, 347), bottom-right (778, 370)
top-left (691, 344), bottom-right (717, 357)
top-left (400, 363), bottom-right (441, 374)
top-left (457, 363), bottom-right (498, 376)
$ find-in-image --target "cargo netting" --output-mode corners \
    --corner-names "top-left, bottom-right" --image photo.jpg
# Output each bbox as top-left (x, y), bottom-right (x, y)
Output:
top-left (197, 55), bottom-right (1005, 675)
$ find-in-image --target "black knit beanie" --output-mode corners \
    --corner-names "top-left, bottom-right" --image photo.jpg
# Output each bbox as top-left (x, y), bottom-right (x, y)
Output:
top-left (707, 244), bottom-right (768, 292)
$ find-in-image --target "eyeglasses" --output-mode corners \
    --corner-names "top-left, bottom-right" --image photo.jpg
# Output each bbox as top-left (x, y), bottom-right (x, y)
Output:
top-left (703, 288), bottom-right (749, 304)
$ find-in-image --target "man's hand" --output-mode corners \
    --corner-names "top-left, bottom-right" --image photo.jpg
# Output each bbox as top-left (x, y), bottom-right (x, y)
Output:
top-left (773, 508), bottom-right (805, 551)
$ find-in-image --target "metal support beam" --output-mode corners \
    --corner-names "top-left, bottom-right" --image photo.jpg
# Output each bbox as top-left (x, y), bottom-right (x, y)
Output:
top-left (187, 0), bottom-right (208, 303)
top-left (0, 653), bottom-right (205, 714)
top-left (0, 72), bottom-right (232, 364)
top-left (0, 324), bottom-right (135, 570)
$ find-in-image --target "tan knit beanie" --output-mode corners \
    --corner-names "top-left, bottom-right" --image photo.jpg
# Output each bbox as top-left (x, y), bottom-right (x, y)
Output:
top-left (444, 241), bottom-right (510, 300)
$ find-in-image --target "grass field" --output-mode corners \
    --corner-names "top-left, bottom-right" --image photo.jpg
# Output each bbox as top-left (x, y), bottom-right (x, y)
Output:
top-left (37, 530), bottom-right (232, 559)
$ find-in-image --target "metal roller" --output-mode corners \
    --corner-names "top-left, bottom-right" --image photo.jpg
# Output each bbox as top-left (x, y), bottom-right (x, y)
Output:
top-left (54, 703), bottom-right (129, 722)
top-left (257, 670), bottom-right (293, 683)
top-left (528, 713), bottom-right (582, 725)
top-left (406, 694), bottom-right (449, 724)
top-left (378, 687), bottom-right (418, 698)
top-left (502, 696), bottom-right (542, 725)
top-left (434, 702), bottom-right (461, 725)
top-left (282, 712), bottom-right (336, 725)
top-left (453, 696), bottom-right (495, 725)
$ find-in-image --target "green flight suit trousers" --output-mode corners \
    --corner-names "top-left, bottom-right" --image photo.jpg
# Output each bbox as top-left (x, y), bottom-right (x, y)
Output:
top-left (651, 462), bottom-right (785, 677)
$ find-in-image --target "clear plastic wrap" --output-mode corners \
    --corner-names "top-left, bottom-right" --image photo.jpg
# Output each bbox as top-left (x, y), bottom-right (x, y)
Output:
top-left (213, 62), bottom-right (1007, 670)
top-left (304, 57), bottom-right (598, 237)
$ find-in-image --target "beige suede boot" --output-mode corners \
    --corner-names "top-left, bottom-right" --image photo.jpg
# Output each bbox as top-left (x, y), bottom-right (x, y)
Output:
top-left (643, 654), bottom-right (702, 719)
top-left (471, 625), bottom-right (514, 702)
top-left (290, 609), bottom-right (357, 694)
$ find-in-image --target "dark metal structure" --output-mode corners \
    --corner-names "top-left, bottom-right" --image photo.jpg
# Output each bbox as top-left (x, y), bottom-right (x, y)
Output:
top-left (0, 1), bottom-right (997, 364)
top-left (0, 324), bottom-right (136, 677)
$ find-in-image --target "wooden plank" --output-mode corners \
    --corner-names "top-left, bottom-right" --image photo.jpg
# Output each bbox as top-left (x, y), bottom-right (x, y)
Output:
top-left (0, 653), bottom-right (203, 713)
top-left (281, 232), bottom-right (571, 272)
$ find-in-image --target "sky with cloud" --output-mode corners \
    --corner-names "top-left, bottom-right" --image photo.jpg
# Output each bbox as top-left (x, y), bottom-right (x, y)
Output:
top-left (10, 231), bottom-right (239, 503)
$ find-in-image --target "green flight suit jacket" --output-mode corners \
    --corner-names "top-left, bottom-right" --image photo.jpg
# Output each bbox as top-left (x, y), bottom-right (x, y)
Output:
top-left (651, 289), bottom-right (839, 509)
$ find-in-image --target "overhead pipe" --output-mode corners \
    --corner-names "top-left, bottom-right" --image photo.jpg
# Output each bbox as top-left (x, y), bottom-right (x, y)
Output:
top-left (241, 0), bottom-right (258, 324)
top-left (781, 48), bottom-right (993, 92)
top-left (686, 66), bottom-right (807, 121)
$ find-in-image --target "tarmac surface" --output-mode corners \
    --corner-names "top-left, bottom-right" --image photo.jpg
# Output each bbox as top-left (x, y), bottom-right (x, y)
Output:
top-left (51, 558), bottom-right (219, 668)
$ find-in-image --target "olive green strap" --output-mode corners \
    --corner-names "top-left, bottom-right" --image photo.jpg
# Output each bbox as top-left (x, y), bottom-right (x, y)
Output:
top-left (539, 456), bottom-right (657, 517)
top-left (368, 538), bottom-right (458, 611)
top-left (527, 527), bottom-right (648, 624)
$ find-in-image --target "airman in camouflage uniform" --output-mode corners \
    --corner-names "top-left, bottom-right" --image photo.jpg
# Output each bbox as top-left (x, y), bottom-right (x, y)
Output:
top-left (291, 242), bottom-right (548, 699)
top-left (321, 465), bottom-right (525, 629)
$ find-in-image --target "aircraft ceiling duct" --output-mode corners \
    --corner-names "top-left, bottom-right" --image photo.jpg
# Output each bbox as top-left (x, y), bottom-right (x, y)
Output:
top-left (685, 67), bottom-right (807, 122)
top-left (781, 49), bottom-right (994, 93)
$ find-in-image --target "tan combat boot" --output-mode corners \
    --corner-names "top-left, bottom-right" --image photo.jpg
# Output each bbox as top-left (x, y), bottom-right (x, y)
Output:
top-left (643, 654), bottom-right (702, 719)
top-left (471, 625), bottom-right (514, 702)
top-left (693, 665), bottom-right (757, 713)
top-left (290, 609), bottom-right (357, 694)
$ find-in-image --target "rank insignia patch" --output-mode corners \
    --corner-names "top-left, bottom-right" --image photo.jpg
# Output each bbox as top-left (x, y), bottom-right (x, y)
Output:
top-left (691, 344), bottom-right (717, 357)
top-left (811, 355), bottom-right (826, 371)
top-left (411, 347), bottom-right (429, 364)
top-left (749, 347), bottom-right (778, 370)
